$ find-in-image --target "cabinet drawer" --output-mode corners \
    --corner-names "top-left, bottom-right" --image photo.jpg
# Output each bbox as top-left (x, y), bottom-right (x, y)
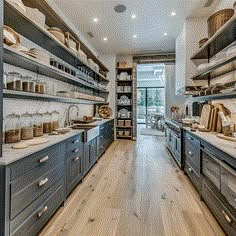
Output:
top-left (185, 132), bottom-right (200, 148)
top-left (10, 178), bottom-right (64, 235)
top-left (11, 163), bottom-right (64, 219)
top-left (66, 133), bottom-right (83, 152)
top-left (185, 161), bottom-right (201, 191)
top-left (10, 143), bottom-right (65, 181)
top-left (185, 142), bottom-right (200, 174)
top-left (202, 148), bottom-right (221, 190)
top-left (221, 163), bottom-right (236, 210)
top-left (202, 181), bottom-right (236, 236)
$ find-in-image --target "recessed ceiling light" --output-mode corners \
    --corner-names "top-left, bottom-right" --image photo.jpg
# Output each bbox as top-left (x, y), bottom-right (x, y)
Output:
top-left (93, 18), bottom-right (98, 22)
top-left (164, 32), bottom-right (168, 36)
top-left (114, 4), bottom-right (127, 13)
top-left (133, 34), bottom-right (137, 38)
top-left (103, 37), bottom-right (108, 41)
top-left (171, 11), bottom-right (176, 16)
top-left (131, 14), bottom-right (136, 19)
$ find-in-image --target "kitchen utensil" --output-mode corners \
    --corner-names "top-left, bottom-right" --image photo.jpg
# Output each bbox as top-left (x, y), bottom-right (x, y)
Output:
top-left (47, 27), bottom-right (65, 44)
top-left (207, 9), bottom-right (234, 38)
top-left (65, 32), bottom-right (80, 53)
top-left (199, 104), bottom-right (212, 130)
top-left (12, 137), bottom-right (49, 149)
top-left (216, 133), bottom-right (236, 142)
top-left (99, 106), bottom-right (112, 118)
top-left (3, 25), bottom-right (20, 46)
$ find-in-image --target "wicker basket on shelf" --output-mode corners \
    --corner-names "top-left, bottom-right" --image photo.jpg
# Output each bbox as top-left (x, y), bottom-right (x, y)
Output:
top-left (207, 9), bottom-right (234, 38)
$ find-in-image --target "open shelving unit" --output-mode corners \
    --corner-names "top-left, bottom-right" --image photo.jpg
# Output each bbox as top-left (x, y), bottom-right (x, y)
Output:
top-left (189, 15), bottom-right (236, 102)
top-left (116, 67), bottom-right (133, 140)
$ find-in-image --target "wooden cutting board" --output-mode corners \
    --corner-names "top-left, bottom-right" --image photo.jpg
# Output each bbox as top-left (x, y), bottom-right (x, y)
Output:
top-left (200, 104), bottom-right (212, 129)
top-left (214, 103), bottom-right (231, 133)
top-left (216, 133), bottom-right (236, 142)
top-left (212, 108), bottom-right (219, 132)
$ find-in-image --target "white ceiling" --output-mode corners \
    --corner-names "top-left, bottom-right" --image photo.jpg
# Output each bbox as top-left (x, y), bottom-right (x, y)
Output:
top-left (54, 0), bottom-right (219, 55)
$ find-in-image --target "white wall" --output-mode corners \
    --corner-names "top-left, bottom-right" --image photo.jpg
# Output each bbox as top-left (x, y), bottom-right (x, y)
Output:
top-left (214, 0), bottom-right (235, 11)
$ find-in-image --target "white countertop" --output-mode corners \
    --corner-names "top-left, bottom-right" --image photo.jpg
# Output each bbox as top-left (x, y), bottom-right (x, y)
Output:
top-left (0, 118), bottom-right (114, 166)
top-left (184, 127), bottom-right (236, 159)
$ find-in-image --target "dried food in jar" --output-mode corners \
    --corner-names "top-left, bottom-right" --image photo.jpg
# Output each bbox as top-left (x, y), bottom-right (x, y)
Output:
top-left (43, 122), bottom-right (52, 133)
top-left (21, 126), bottom-right (34, 140)
top-left (5, 129), bottom-right (21, 143)
top-left (35, 83), bottom-right (46, 94)
top-left (34, 125), bottom-right (43, 137)
top-left (22, 81), bottom-right (35, 93)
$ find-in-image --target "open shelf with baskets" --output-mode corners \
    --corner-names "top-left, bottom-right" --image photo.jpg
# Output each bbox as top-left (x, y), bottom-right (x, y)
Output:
top-left (116, 67), bottom-right (133, 140)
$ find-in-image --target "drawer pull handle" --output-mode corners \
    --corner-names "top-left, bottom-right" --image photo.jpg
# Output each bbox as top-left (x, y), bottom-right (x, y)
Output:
top-left (74, 156), bottom-right (80, 162)
top-left (188, 168), bottom-right (193, 173)
top-left (73, 148), bottom-right (79, 153)
top-left (188, 137), bottom-right (194, 141)
top-left (73, 140), bottom-right (80, 144)
top-left (188, 151), bottom-right (192, 156)
top-left (39, 156), bottom-right (49, 163)
top-left (38, 206), bottom-right (48, 218)
top-left (222, 210), bottom-right (232, 223)
top-left (38, 178), bottom-right (49, 187)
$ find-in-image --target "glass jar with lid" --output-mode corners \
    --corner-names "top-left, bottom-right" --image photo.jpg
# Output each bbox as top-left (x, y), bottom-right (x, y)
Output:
top-left (7, 72), bottom-right (22, 91)
top-left (3, 72), bottom-right (7, 89)
top-left (43, 112), bottom-right (52, 133)
top-left (5, 113), bottom-right (21, 143)
top-left (22, 76), bottom-right (36, 93)
top-left (52, 111), bottom-right (60, 131)
top-left (33, 112), bottom-right (43, 137)
top-left (21, 112), bottom-right (34, 140)
top-left (35, 80), bottom-right (46, 94)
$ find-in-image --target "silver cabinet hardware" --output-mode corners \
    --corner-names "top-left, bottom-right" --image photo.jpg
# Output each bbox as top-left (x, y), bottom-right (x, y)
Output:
top-left (73, 156), bottom-right (79, 162)
top-left (188, 168), bottom-right (193, 173)
top-left (38, 177), bottom-right (48, 187)
top-left (73, 139), bottom-right (80, 144)
top-left (38, 156), bottom-right (49, 163)
top-left (222, 210), bottom-right (232, 223)
top-left (73, 148), bottom-right (79, 153)
top-left (188, 137), bottom-right (193, 141)
top-left (37, 206), bottom-right (48, 218)
top-left (188, 151), bottom-right (192, 156)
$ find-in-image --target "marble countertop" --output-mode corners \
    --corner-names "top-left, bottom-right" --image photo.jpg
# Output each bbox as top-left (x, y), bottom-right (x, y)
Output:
top-left (0, 119), bottom-right (114, 166)
top-left (184, 127), bottom-right (236, 159)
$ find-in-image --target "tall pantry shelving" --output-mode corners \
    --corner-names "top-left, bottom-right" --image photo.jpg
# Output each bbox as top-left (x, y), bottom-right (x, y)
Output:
top-left (0, 0), bottom-right (110, 156)
top-left (116, 67), bottom-right (133, 139)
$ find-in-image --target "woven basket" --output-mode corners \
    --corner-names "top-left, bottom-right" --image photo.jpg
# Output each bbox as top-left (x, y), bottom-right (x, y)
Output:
top-left (207, 9), bottom-right (234, 38)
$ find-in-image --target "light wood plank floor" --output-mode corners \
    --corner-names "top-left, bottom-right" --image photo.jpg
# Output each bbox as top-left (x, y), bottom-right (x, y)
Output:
top-left (40, 135), bottom-right (225, 236)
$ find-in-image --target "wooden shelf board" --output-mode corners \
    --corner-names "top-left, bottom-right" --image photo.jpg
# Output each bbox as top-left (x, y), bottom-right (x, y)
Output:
top-left (191, 55), bottom-right (236, 80)
top-left (192, 92), bottom-right (236, 102)
top-left (4, 2), bottom-right (109, 82)
top-left (116, 126), bottom-right (132, 129)
top-left (4, 46), bottom-right (109, 94)
top-left (3, 89), bottom-right (108, 105)
top-left (191, 15), bottom-right (236, 60)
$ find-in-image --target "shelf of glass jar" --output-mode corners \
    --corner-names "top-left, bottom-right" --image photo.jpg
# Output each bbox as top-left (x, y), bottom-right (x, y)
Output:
top-left (4, 1), bottom-right (109, 82)
top-left (4, 46), bottom-right (109, 94)
top-left (3, 111), bottom-right (60, 145)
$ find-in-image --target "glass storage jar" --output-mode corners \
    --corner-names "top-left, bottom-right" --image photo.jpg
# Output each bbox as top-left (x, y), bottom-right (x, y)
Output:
top-left (33, 112), bottom-right (44, 137)
top-left (5, 113), bottom-right (21, 143)
top-left (21, 112), bottom-right (34, 140)
top-left (35, 81), bottom-right (46, 94)
top-left (3, 72), bottom-right (7, 89)
top-left (22, 76), bottom-right (36, 93)
top-left (43, 112), bottom-right (52, 133)
top-left (7, 72), bottom-right (22, 91)
top-left (52, 111), bottom-right (60, 131)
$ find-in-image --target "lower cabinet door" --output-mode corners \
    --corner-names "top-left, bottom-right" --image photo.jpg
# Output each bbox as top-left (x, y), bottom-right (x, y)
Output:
top-left (84, 138), bottom-right (97, 175)
top-left (202, 181), bottom-right (236, 236)
top-left (185, 161), bottom-right (201, 191)
top-left (66, 154), bottom-right (83, 195)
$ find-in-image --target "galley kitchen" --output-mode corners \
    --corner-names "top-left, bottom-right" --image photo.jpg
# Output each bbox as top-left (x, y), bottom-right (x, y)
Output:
top-left (0, 0), bottom-right (236, 235)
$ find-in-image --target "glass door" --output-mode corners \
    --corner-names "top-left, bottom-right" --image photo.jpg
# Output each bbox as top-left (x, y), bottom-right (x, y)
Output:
top-left (137, 87), bottom-right (165, 124)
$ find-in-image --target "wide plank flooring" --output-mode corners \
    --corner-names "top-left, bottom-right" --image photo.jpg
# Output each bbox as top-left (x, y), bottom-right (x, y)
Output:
top-left (40, 135), bottom-right (225, 236)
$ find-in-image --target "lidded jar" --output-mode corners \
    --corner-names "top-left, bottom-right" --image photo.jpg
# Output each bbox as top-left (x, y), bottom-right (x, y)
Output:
top-left (43, 112), bottom-right (52, 133)
top-left (7, 72), bottom-right (22, 91)
top-left (52, 111), bottom-right (60, 131)
top-left (22, 76), bottom-right (36, 93)
top-left (5, 112), bottom-right (21, 143)
top-left (33, 112), bottom-right (43, 137)
top-left (21, 112), bottom-right (34, 140)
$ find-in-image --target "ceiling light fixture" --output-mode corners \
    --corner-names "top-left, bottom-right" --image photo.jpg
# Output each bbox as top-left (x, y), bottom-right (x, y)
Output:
top-left (103, 37), bottom-right (108, 41)
top-left (114, 4), bottom-right (127, 13)
top-left (133, 35), bottom-right (137, 38)
top-left (131, 14), bottom-right (136, 19)
top-left (164, 32), bottom-right (168, 36)
top-left (93, 18), bottom-right (98, 22)
top-left (171, 11), bottom-right (176, 16)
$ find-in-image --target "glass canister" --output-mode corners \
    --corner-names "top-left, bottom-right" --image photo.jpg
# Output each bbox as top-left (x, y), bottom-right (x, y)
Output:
top-left (35, 81), bottom-right (46, 94)
top-left (3, 72), bottom-right (7, 89)
top-left (21, 112), bottom-right (34, 140)
top-left (7, 72), bottom-right (22, 91)
top-left (33, 112), bottom-right (44, 137)
top-left (5, 113), bottom-right (21, 143)
top-left (52, 111), bottom-right (60, 131)
top-left (22, 76), bottom-right (36, 93)
top-left (43, 112), bottom-right (52, 133)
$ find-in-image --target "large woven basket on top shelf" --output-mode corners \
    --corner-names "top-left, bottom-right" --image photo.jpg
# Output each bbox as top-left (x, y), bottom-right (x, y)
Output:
top-left (207, 9), bottom-right (234, 38)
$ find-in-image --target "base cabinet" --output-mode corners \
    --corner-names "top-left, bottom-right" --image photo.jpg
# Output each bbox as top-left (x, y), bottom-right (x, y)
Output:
top-left (184, 131), bottom-right (236, 236)
top-left (84, 137), bottom-right (97, 175)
